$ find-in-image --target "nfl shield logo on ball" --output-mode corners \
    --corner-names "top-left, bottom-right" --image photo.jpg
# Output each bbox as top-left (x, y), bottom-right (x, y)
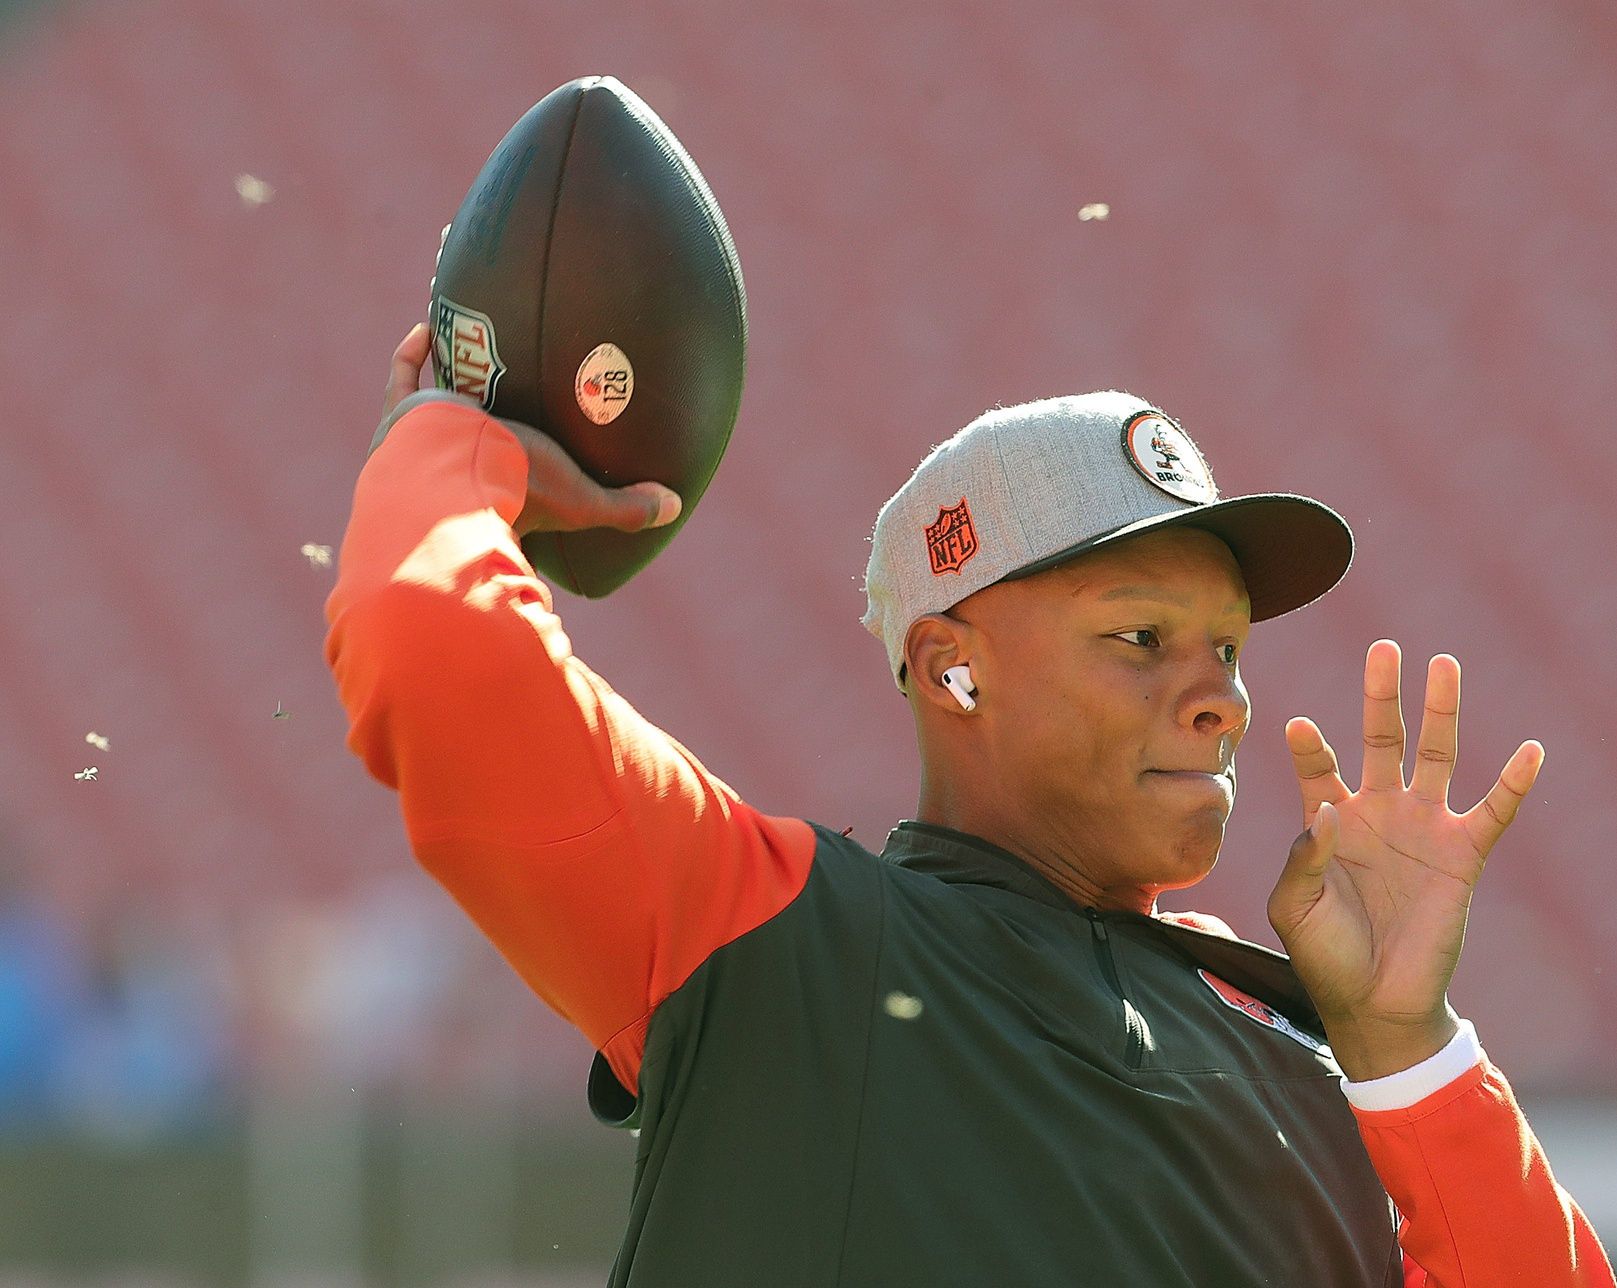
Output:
top-left (431, 296), bottom-right (506, 411)
top-left (925, 498), bottom-right (979, 575)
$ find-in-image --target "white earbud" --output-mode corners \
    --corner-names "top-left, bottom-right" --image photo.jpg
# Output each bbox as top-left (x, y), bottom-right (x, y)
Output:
top-left (941, 664), bottom-right (978, 712)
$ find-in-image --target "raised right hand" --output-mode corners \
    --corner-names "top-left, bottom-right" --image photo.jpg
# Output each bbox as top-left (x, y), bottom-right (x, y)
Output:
top-left (1267, 641), bottom-right (1543, 1081)
top-left (375, 323), bottom-right (682, 537)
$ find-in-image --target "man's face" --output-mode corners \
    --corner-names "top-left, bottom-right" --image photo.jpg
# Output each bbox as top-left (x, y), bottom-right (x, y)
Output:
top-left (953, 526), bottom-right (1252, 905)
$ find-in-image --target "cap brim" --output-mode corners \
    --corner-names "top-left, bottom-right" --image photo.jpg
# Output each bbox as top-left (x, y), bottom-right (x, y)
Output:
top-left (997, 493), bottom-right (1353, 623)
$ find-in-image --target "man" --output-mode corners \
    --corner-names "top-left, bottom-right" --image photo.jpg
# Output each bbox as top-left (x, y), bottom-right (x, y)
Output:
top-left (325, 324), bottom-right (1614, 1286)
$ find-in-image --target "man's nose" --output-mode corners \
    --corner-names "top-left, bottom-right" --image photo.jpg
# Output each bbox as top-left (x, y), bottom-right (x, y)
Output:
top-left (1186, 662), bottom-right (1250, 738)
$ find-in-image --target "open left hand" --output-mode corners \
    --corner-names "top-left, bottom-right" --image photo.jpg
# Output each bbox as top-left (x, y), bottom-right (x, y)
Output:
top-left (1267, 639), bottom-right (1544, 1081)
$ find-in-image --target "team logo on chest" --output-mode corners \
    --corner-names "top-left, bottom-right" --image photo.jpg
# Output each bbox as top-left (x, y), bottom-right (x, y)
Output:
top-left (925, 497), bottom-right (980, 575)
top-left (1197, 969), bottom-right (1328, 1054)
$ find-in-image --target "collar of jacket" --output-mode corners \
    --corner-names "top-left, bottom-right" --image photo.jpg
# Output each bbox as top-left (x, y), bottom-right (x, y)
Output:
top-left (879, 820), bottom-right (1327, 1037)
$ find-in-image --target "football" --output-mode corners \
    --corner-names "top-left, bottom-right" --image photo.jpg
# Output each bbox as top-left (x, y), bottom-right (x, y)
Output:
top-left (429, 76), bottom-right (747, 597)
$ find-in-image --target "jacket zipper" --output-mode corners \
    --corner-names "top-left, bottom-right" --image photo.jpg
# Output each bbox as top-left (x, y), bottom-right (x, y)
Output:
top-left (1086, 911), bottom-right (1146, 1069)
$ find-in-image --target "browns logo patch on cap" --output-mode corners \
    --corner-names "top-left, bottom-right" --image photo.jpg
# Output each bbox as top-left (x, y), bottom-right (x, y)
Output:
top-left (925, 498), bottom-right (979, 575)
top-left (1122, 410), bottom-right (1216, 505)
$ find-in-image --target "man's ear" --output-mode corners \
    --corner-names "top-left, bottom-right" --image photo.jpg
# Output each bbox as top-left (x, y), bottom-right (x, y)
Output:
top-left (904, 613), bottom-right (979, 715)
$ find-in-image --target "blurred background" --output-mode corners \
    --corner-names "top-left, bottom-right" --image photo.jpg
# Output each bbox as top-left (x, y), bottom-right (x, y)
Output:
top-left (1, 0), bottom-right (1613, 1282)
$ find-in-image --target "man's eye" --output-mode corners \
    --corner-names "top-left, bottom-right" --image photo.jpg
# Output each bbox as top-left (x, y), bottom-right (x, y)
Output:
top-left (1114, 629), bottom-right (1159, 648)
top-left (1218, 643), bottom-right (1239, 665)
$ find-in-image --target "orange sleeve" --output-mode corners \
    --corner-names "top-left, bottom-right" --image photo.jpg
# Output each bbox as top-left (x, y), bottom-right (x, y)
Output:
top-left (322, 399), bottom-right (816, 1092)
top-left (1352, 1060), bottom-right (1615, 1288)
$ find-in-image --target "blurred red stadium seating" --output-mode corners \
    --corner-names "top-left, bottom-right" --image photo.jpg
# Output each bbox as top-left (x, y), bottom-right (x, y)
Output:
top-left (0, 0), bottom-right (1613, 1094)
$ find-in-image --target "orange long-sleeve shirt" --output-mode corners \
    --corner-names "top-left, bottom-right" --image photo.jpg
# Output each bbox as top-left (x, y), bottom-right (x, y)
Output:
top-left (1356, 1060), bottom-right (1612, 1287)
top-left (326, 399), bottom-right (1614, 1287)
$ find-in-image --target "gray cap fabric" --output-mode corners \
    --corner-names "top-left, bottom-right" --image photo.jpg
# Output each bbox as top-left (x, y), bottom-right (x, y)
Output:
top-left (861, 391), bottom-right (1353, 687)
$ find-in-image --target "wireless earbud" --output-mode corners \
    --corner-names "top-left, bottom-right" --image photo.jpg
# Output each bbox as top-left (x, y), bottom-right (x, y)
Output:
top-left (941, 664), bottom-right (978, 712)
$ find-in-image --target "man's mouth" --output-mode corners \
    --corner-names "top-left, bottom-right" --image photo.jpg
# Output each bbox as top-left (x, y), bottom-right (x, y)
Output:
top-left (1143, 767), bottom-right (1235, 793)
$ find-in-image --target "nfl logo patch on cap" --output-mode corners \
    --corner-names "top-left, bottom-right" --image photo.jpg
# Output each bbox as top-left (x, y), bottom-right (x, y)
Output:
top-left (925, 498), bottom-right (980, 575)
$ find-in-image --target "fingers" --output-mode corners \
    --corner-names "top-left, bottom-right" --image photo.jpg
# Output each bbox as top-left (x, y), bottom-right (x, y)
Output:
top-left (384, 323), bottom-right (433, 417)
top-left (484, 415), bottom-right (682, 535)
top-left (510, 429), bottom-right (683, 534)
top-left (1410, 654), bottom-right (1461, 803)
top-left (1462, 739), bottom-right (1545, 858)
top-left (533, 480), bottom-right (680, 533)
top-left (1361, 639), bottom-right (1407, 791)
top-left (600, 481), bottom-right (682, 532)
top-left (1285, 716), bottom-right (1350, 822)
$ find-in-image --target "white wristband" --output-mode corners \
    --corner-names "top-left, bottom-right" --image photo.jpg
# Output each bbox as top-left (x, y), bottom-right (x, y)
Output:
top-left (1339, 1018), bottom-right (1485, 1112)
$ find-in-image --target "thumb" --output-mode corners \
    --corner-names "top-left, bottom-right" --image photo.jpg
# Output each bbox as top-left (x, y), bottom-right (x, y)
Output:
top-left (383, 322), bottom-right (433, 416)
top-left (1268, 800), bottom-right (1338, 928)
top-left (520, 476), bottom-right (683, 535)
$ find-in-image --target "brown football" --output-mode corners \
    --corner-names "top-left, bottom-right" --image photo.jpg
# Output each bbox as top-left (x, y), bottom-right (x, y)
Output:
top-left (429, 76), bottom-right (747, 596)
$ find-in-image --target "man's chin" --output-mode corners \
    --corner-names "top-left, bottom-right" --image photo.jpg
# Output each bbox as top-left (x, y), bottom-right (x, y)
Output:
top-left (1156, 818), bottom-right (1226, 892)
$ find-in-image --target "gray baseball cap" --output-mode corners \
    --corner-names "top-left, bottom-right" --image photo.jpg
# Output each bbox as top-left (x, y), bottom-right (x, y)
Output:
top-left (861, 391), bottom-right (1353, 687)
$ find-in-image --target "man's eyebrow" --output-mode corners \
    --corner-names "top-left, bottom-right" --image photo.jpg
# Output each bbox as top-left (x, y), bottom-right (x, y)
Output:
top-left (1094, 585), bottom-right (1192, 607)
top-left (1091, 584), bottom-right (1252, 617)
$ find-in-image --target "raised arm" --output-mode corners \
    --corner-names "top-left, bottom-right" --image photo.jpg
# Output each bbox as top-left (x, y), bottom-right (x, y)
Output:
top-left (323, 326), bottom-right (816, 1094)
